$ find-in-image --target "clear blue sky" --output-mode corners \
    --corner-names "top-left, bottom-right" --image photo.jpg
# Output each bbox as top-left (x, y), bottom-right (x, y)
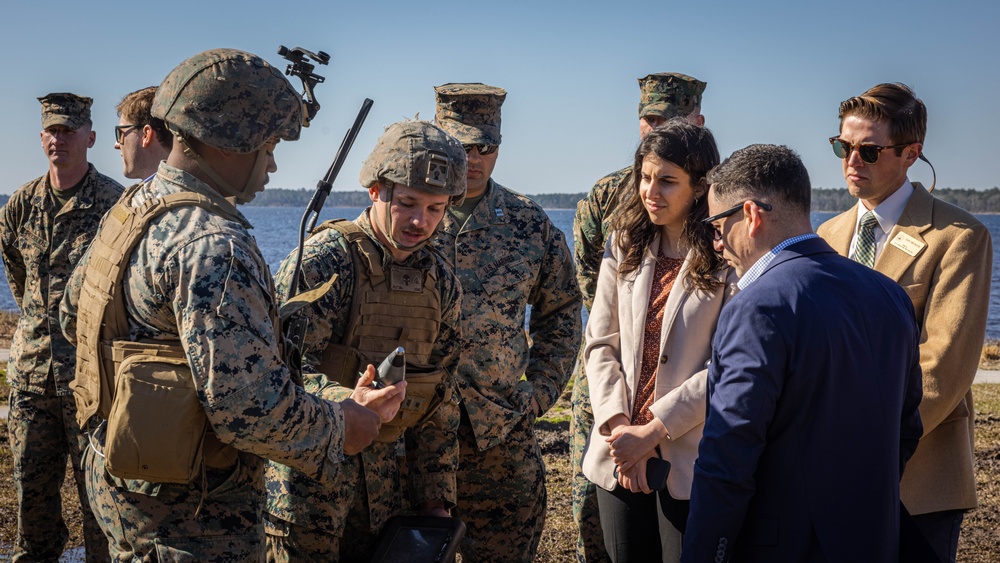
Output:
top-left (2, 0), bottom-right (997, 196)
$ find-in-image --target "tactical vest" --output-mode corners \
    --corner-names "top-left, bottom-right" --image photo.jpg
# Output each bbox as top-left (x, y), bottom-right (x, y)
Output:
top-left (73, 183), bottom-right (246, 483)
top-left (307, 219), bottom-right (452, 442)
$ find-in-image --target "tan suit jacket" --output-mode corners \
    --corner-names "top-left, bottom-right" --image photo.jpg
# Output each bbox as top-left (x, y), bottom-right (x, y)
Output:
top-left (817, 183), bottom-right (992, 514)
top-left (582, 233), bottom-right (738, 499)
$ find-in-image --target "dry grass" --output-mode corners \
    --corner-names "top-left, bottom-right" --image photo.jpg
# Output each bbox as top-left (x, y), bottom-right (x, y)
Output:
top-left (0, 310), bottom-right (16, 349)
top-left (980, 339), bottom-right (1000, 370)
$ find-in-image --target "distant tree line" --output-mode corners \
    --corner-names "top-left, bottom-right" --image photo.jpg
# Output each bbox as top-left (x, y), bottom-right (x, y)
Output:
top-left (3, 187), bottom-right (1000, 213)
top-left (812, 187), bottom-right (1000, 213)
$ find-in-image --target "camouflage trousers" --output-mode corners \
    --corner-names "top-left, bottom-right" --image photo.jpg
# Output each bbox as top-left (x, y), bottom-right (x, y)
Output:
top-left (570, 356), bottom-right (612, 563)
top-left (264, 441), bottom-right (405, 562)
top-left (7, 387), bottom-right (108, 563)
top-left (85, 442), bottom-right (264, 562)
top-left (454, 408), bottom-right (545, 563)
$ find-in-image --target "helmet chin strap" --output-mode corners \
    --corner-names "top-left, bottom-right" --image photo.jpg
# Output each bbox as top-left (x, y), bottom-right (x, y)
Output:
top-left (177, 136), bottom-right (268, 204)
top-left (377, 182), bottom-right (435, 255)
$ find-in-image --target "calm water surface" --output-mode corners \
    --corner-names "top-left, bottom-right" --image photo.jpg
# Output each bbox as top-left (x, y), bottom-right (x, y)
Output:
top-left (2, 206), bottom-right (1000, 339)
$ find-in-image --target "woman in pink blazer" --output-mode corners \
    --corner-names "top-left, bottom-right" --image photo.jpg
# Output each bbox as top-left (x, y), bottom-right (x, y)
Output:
top-left (582, 120), bottom-right (737, 562)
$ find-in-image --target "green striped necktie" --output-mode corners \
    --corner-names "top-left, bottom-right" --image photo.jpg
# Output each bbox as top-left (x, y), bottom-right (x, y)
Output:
top-left (854, 210), bottom-right (878, 268)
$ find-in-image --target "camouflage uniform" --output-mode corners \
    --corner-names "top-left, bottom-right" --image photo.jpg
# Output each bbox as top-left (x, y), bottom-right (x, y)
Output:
top-left (432, 176), bottom-right (581, 560)
top-left (1, 92), bottom-right (123, 563)
top-left (59, 49), bottom-right (350, 562)
top-left (264, 211), bottom-right (463, 562)
top-left (571, 73), bottom-right (706, 562)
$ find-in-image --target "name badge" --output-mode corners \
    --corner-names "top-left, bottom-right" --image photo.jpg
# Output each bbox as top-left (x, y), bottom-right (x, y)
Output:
top-left (889, 231), bottom-right (925, 257)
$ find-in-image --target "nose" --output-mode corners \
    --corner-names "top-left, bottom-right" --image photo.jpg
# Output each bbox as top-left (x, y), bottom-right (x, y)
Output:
top-left (712, 233), bottom-right (725, 253)
top-left (466, 149), bottom-right (482, 164)
top-left (846, 146), bottom-right (865, 167)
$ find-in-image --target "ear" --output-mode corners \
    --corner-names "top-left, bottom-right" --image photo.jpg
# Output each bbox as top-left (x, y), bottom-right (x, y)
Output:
top-left (745, 201), bottom-right (765, 238)
top-left (87, 129), bottom-right (96, 148)
top-left (903, 142), bottom-right (922, 167)
top-left (691, 114), bottom-right (705, 127)
top-left (368, 182), bottom-right (381, 203)
top-left (141, 125), bottom-right (154, 149)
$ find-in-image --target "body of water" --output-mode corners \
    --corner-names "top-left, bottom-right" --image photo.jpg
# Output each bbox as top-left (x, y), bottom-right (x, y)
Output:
top-left (2, 205), bottom-right (1000, 339)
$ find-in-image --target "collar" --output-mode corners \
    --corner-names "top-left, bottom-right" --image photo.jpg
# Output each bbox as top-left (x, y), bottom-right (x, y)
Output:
top-left (737, 233), bottom-right (819, 289)
top-left (853, 179), bottom-right (914, 237)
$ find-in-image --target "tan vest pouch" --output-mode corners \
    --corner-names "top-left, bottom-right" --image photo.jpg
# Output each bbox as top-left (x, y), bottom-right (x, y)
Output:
top-left (317, 343), bottom-right (364, 388)
top-left (104, 340), bottom-right (207, 484)
top-left (375, 365), bottom-right (451, 443)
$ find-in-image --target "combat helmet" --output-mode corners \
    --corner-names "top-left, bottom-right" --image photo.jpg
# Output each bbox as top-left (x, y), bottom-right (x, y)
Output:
top-left (360, 120), bottom-right (467, 253)
top-left (359, 120), bottom-right (467, 206)
top-left (152, 48), bottom-right (305, 202)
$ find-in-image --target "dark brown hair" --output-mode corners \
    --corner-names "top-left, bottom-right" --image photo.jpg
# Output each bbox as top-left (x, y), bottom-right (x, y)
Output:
top-left (839, 83), bottom-right (926, 153)
top-left (611, 118), bottom-right (723, 291)
top-left (117, 86), bottom-right (171, 150)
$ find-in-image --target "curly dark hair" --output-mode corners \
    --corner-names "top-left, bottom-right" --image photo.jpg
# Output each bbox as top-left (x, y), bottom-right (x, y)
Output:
top-left (611, 118), bottom-right (723, 291)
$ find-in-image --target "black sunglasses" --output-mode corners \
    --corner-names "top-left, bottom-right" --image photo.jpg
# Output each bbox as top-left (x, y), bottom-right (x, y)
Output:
top-left (463, 143), bottom-right (498, 156)
top-left (115, 124), bottom-right (141, 144)
top-left (829, 137), bottom-right (913, 164)
top-left (702, 200), bottom-right (772, 241)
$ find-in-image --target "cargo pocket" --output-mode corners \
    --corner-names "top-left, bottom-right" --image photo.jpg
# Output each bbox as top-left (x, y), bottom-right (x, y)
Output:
top-left (153, 533), bottom-right (261, 562)
top-left (105, 350), bottom-right (207, 484)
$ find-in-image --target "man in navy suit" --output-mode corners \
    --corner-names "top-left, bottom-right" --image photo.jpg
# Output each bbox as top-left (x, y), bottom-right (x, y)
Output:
top-left (683, 144), bottom-right (923, 562)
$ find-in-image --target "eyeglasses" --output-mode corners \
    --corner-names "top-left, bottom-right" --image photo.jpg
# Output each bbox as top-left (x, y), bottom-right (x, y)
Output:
top-left (701, 200), bottom-right (772, 241)
top-left (115, 124), bottom-right (141, 144)
top-left (462, 144), bottom-right (498, 156)
top-left (829, 137), bottom-right (913, 164)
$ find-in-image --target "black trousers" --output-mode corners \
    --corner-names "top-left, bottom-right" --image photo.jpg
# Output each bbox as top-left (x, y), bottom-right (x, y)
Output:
top-left (595, 484), bottom-right (689, 563)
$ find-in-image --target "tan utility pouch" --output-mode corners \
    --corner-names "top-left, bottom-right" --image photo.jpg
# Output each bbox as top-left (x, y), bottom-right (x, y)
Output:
top-left (318, 343), bottom-right (364, 388)
top-left (104, 340), bottom-right (207, 484)
top-left (376, 365), bottom-right (451, 443)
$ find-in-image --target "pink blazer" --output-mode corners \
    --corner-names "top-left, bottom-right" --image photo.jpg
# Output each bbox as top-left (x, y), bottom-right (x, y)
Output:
top-left (583, 233), bottom-right (738, 499)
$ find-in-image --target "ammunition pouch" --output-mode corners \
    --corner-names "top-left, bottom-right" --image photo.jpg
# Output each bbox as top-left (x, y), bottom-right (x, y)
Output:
top-left (318, 345), bottom-right (451, 443)
top-left (103, 339), bottom-right (239, 483)
top-left (375, 365), bottom-right (451, 443)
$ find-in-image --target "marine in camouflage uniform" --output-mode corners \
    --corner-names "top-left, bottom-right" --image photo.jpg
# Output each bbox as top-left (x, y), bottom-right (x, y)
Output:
top-left (1, 92), bottom-right (122, 563)
top-left (263, 120), bottom-right (466, 562)
top-left (59, 49), bottom-right (384, 562)
top-left (430, 83), bottom-right (583, 562)
top-left (571, 73), bottom-right (706, 562)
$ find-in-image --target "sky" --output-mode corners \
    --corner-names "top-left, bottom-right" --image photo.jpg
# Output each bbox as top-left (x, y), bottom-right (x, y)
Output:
top-left (1, 0), bottom-right (997, 196)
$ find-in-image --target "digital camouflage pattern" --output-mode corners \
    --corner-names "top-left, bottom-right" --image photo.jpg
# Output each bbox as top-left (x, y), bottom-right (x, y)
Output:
top-left (264, 210), bottom-right (463, 561)
top-left (358, 120), bottom-right (468, 201)
top-left (638, 72), bottom-right (706, 119)
top-left (59, 163), bottom-right (349, 560)
top-left (38, 92), bottom-right (93, 129)
top-left (454, 407), bottom-right (546, 562)
top-left (430, 179), bottom-right (582, 560)
top-left (1, 163), bottom-right (121, 562)
top-left (85, 445), bottom-right (265, 561)
top-left (152, 49), bottom-right (303, 153)
top-left (434, 83), bottom-right (506, 146)
top-left (1, 165), bottom-right (124, 396)
top-left (571, 165), bottom-right (635, 563)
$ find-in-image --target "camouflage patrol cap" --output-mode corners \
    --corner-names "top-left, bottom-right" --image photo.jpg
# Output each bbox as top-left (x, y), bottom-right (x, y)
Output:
top-left (434, 83), bottom-right (506, 145)
top-left (638, 73), bottom-right (706, 119)
top-left (38, 93), bottom-right (93, 129)
top-left (359, 120), bottom-right (468, 203)
top-left (152, 48), bottom-right (304, 153)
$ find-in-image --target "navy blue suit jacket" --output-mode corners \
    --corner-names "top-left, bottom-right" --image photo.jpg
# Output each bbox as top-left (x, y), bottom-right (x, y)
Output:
top-left (682, 237), bottom-right (923, 562)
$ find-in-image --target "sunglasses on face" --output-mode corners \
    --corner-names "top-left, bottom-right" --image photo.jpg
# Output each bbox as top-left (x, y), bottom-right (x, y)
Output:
top-left (462, 144), bottom-right (498, 156)
top-left (701, 200), bottom-right (773, 241)
top-left (115, 124), bottom-right (141, 144)
top-left (829, 137), bottom-right (913, 164)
